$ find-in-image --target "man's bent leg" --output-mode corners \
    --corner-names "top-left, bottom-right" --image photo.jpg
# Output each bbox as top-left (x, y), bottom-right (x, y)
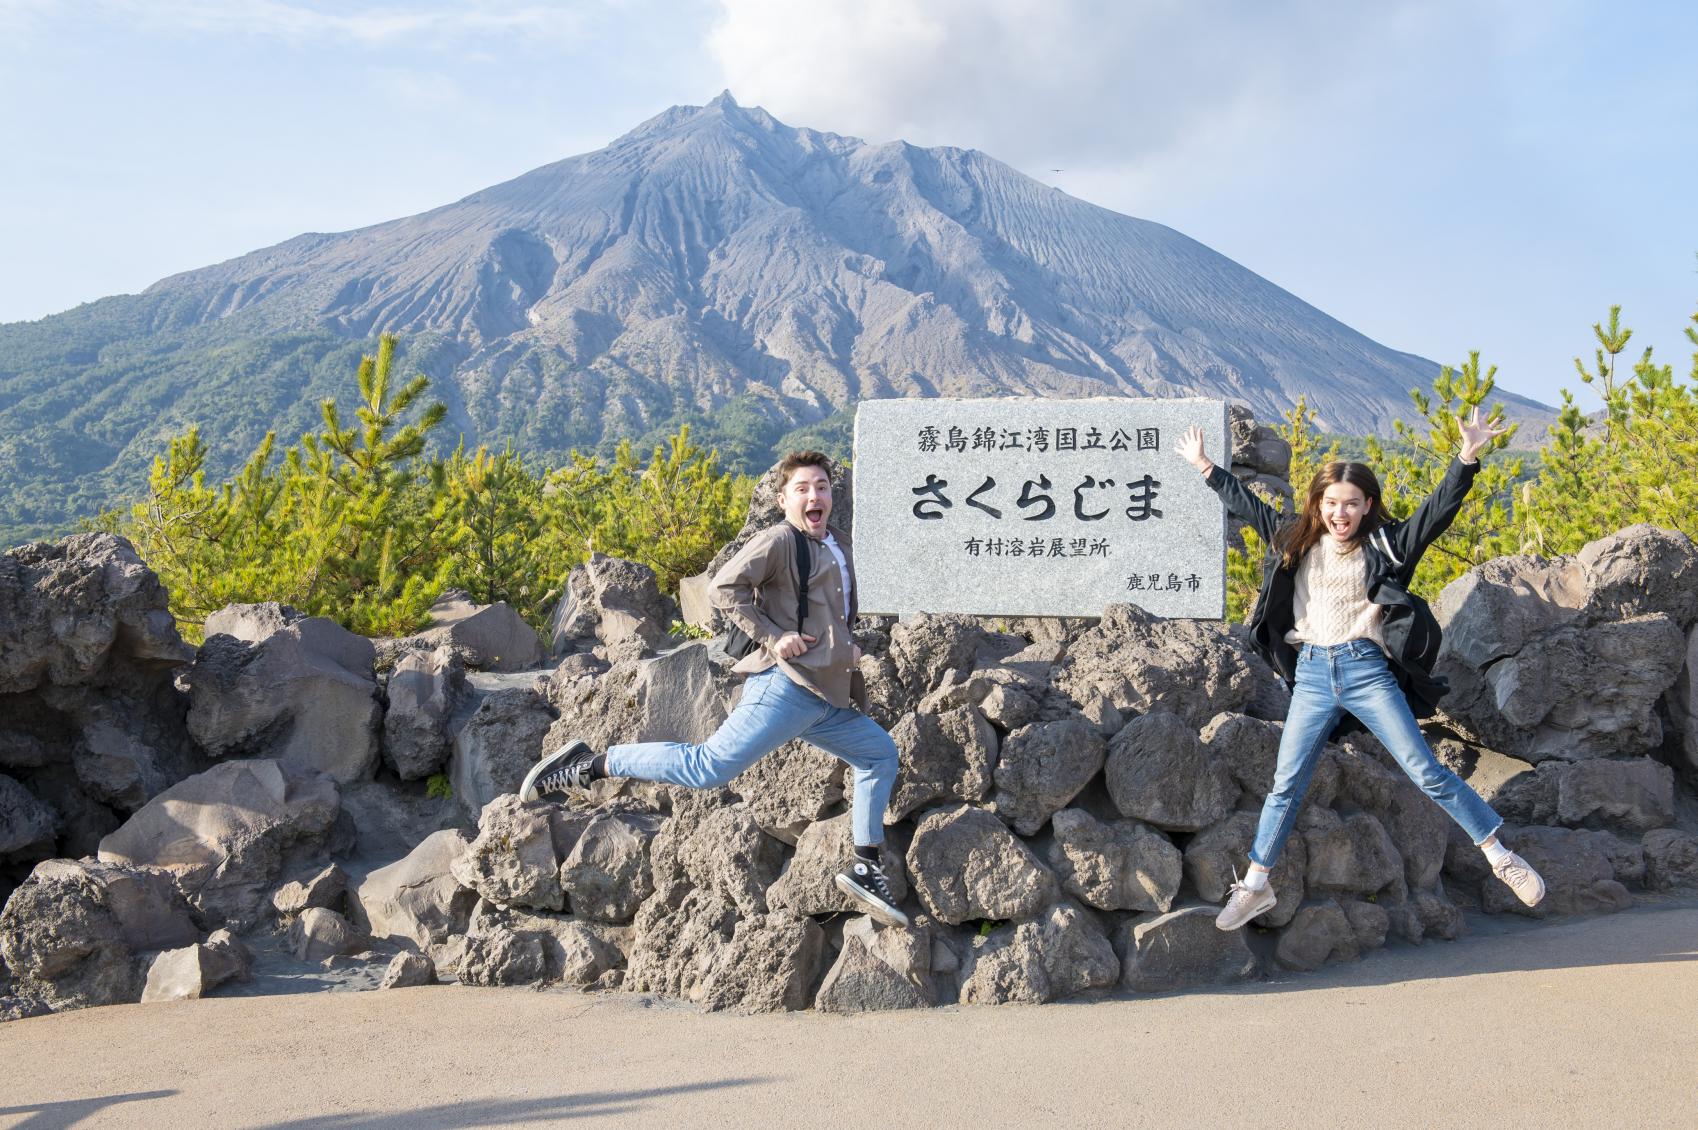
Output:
top-left (606, 669), bottom-right (824, 790)
top-left (803, 703), bottom-right (908, 926)
top-left (800, 704), bottom-right (900, 846)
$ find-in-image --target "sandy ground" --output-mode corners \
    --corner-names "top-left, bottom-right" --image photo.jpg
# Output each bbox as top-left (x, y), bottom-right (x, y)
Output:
top-left (3, 901), bottom-right (1697, 1130)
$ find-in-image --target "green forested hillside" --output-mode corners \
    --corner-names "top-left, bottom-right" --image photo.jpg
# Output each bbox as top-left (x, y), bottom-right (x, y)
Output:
top-left (0, 308), bottom-right (852, 544)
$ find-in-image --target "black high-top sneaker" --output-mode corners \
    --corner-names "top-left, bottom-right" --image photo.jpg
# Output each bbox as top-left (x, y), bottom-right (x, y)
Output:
top-left (835, 858), bottom-right (910, 928)
top-left (519, 740), bottom-right (597, 802)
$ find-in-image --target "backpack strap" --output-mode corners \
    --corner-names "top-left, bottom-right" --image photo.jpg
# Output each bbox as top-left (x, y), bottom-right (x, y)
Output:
top-left (1372, 525), bottom-right (1406, 569)
top-left (791, 526), bottom-right (811, 635)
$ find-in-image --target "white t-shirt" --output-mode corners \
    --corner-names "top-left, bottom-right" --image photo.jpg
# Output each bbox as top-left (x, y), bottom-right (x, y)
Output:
top-left (821, 533), bottom-right (852, 619)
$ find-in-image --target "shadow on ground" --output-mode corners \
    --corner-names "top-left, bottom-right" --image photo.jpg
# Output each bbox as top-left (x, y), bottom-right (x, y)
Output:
top-left (250, 1078), bottom-right (770, 1129)
top-left (0, 1090), bottom-right (177, 1130)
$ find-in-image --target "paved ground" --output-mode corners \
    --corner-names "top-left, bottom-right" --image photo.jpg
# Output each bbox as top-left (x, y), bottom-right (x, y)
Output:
top-left (3, 901), bottom-right (1697, 1129)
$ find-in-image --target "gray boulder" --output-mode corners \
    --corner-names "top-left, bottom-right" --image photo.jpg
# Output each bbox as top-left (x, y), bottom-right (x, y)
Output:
top-left (97, 759), bottom-right (340, 926)
top-left (0, 859), bottom-right (199, 1010)
top-left (552, 554), bottom-right (676, 656)
top-left (1274, 900), bottom-right (1359, 972)
top-left (451, 794), bottom-right (567, 911)
top-left (1105, 712), bottom-right (1238, 832)
top-left (1183, 811), bottom-right (1306, 928)
top-left (980, 683), bottom-right (1041, 731)
top-left (0, 772), bottom-right (59, 859)
top-left (542, 641), bottom-right (732, 766)
top-left (730, 738), bottom-right (845, 845)
top-left (0, 533), bottom-right (193, 693)
top-left (991, 717), bottom-right (1106, 836)
top-left (413, 591), bottom-right (542, 672)
top-left (1120, 906), bottom-right (1259, 992)
top-left (766, 813), bottom-right (908, 917)
top-left (1053, 604), bottom-right (1256, 729)
top-left (1576, 524), bottom-right (1698, 628)
top-left (906, 804), bottom-right (1057, 925)
top-left (382, 645), bottom-right (465, 780)
top-left (958, 902), bottom-right (1118, 1006)
top-left (458, 924), bottom-right (550, 986)
top-left (1046, 807), bottom-right (1181, 913)
top-left (885, 705), bottom-right (997, 823)
top-left (624, 885), bottom-right (739, 1003)
top-left (379, 950), bottom-right (438, 989)
top-left (1491, 758), bottom-right (1675, 835)
top-left (814, 915), bottom-right (934, 1012)
top-left (188, 603), bottom-right (381, 783)
top-left (467, 904), bottom-right (624, 987)
top-left (353, 829), bottom-right (478, 953)
top-left (886, 614), bottom-right (994, 699)
top-left (696, 911), bottom-right (825, 1013)
top-left (1, 535), bottom-right (200, 884)
top-left (1200, 712), bottom-right (1282, 797)
top-left (1433, 554), bottom-right (1590, 673)
top-left (1668, 622), bottom-right (1698, 775)
top-left (1229, 402), bottom-right (1294, 479)
top-left (140, 930), bottom-right (251, 1002)
top-left (1343, 899), bottom-right (1390, 951)
top-left (667, 801), bottom-right (786, 916)
top-left (448, 686), bottom-right (557, 819)
top-left (271, 863), bottom-right (348, 919)
top-left (1302, 810), bottom-right (1404, 898)
top-left (289, 907), bottom-right (360, 962)
top-left (1455, 615), bottom-right (1686, 761)
top-left (559, 808), bottom-right (663, 923)
top-left (1436, 529), bottom-right (1697, 763)
top-left (1643, 829), bottom-right (1698, 890)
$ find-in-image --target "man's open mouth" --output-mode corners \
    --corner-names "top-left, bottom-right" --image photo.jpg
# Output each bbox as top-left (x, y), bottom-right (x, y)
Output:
top-left (805, 507), bottom-right (825, 525)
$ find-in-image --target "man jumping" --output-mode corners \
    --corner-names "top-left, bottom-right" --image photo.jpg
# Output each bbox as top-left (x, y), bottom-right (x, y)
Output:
top-left (520, 451), bottom-right (907, 926)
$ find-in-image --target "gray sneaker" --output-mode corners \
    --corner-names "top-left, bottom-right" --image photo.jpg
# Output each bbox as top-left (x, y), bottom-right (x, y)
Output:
top-left (1215, 878), bottom-right (1277, 931)
top-left (519, 740), bottom-right (595, 802)
top-left (1492, 852), bottom-right (1547, 907)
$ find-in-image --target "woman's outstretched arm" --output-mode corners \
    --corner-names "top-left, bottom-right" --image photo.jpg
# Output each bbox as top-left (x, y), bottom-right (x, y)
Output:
top-left (1175, 424), bottom-right (1283, 544)
top-left (1382, 406), bottom-right (1510, 567)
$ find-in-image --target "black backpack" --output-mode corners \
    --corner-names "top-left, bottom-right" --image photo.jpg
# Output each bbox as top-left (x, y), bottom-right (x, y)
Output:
top-left (723, 526), bottom-right (811, 660)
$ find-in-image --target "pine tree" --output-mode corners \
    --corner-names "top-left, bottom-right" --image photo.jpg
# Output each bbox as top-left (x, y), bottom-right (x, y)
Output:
top-left (1364, 352), bottom-right (1520, 591)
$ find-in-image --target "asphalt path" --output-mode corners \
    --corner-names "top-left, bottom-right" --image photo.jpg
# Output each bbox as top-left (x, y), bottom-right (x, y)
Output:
top-left (3, 900), bottom-right (1696, 1129)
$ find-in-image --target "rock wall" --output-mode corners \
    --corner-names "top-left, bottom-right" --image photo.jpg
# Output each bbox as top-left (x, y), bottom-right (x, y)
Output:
top-left (6, 447), bottom-right (1698, 1020)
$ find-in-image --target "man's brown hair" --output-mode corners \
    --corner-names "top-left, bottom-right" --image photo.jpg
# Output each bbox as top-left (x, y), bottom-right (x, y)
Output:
top-left (774, 450), bottom-right (834, 490)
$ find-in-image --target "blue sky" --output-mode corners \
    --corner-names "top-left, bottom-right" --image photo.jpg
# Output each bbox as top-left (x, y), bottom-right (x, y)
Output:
top-left (2, 0), bottom-right (1694, 413)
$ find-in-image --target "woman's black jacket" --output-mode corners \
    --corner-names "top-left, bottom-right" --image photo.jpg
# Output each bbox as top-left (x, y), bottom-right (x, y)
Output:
top-left (1205, 456), bottom-right (1480, 719)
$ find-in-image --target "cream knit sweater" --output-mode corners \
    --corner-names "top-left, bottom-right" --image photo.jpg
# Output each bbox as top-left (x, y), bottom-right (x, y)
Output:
top-left (1283, 535), bottom-right (1385, 648)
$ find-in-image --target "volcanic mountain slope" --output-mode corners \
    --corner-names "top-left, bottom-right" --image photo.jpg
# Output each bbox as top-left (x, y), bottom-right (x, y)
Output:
top-left (0, 92), bottom-right (1548, 540)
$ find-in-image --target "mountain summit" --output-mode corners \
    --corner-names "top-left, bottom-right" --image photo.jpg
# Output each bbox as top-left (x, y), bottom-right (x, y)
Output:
top-left (0, 94), bottom-right (1547, 539)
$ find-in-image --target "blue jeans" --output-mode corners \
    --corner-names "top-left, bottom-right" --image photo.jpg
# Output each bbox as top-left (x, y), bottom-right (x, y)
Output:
top-left (606, 667), bottom-right (899, 847)
top-left (1249, 639), bottom-right (1502, 869)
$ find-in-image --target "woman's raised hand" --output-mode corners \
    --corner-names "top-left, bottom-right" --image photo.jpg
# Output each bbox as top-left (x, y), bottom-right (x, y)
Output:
top-left (1174, 425), bottom-right (1214, 475)
top-left (1457, 405), bottom-right (1510, 463)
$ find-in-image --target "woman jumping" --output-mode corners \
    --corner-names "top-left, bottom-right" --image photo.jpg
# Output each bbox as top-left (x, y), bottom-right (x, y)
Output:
top-left (1175, 408), bottom-right (1546, 929)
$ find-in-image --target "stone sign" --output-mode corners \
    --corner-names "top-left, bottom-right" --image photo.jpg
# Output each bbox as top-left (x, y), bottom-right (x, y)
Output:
top-left (852, 397), bottom-right (1228, 618)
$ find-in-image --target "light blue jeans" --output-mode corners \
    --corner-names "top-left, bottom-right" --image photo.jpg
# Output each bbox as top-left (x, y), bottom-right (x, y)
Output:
top-left (606, 667), bottom-right (899, 847)
top-left (1249, 639), bottom-right (1502, 868)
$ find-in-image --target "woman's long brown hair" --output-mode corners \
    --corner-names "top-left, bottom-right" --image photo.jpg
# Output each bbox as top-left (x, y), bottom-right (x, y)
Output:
top-left (1275, 462), bottom-right (1390, 568)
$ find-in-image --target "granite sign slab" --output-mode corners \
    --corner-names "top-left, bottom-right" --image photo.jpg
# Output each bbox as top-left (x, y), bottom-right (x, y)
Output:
top-left (852, 397), bottom-right (1229, 618)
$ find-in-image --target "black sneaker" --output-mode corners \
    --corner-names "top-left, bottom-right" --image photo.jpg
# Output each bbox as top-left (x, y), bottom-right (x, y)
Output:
top-left (519, 740), bottom-right (596, 801)
top-left (835, 859), bottom-right (910, 928)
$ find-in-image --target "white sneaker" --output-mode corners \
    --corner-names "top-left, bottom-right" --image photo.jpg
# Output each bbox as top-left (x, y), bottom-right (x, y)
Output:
top-left (1215, 879), bottom-right (1277, 931)
top-left (1492, 852), bottom-right (1547, 907)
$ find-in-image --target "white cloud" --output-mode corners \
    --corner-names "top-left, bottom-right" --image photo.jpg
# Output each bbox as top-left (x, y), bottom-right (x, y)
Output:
top-left (706, 0), bottom-right (1529, 206)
